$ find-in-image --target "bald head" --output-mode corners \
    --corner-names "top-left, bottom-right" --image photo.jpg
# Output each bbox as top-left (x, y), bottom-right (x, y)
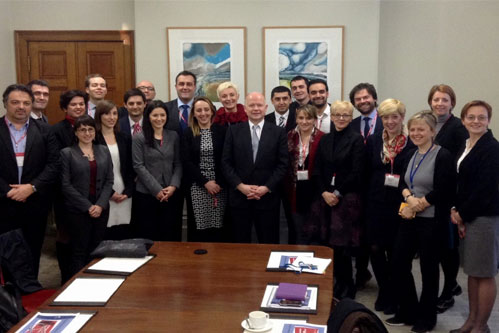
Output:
top-left (245, 92), bottom-right (268, 124)
top-left (137, 80), bottom-right (156, 102)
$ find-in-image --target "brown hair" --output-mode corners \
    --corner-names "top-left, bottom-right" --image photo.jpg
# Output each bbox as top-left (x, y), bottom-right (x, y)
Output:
top-left (408, 110), bottom-right (437, 132)
top-left (427, 84), bottom-right (456, 109)
top-left (94, 100), bottom-right (119, 134)
top-left (296, 104), bottom-right (318, 120)
top-left (189, 97), bottom-right (216, 137)
top-left (460, 100), bottom-right (492, 121)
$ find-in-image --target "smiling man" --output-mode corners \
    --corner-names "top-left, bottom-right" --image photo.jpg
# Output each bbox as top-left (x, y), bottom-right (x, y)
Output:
top-left (120, 88), bottom-right (146, 137)
top-left (0, 84), bottom-right (59, 276)
top-left (309, 79), bottom-right (332, 133)
top-left (27, 79), bottom-right (50, 123)
top-left (265, 86), bottom-right (295, 133)
top-left (166, 71), bottom-right (197, 136)
top-left (349, 83), bottom-right (383, 141)
top-left (222, 92), bottom-right (288, 244)
top-left (85, 73), bottom-right (107, 118)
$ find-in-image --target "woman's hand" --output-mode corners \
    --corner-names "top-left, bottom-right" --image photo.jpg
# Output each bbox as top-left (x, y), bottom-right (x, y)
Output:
top-left (400, 205), bottom-right (415, 219)
top-left (111, 192), bottom-right (128, 203)
top-left (407, 196), bottom-right (427, 212)
top-left (204, 181), bottom-right (221, 195)
top-left (89, 205), bottom-right (103, 218)
top-left (322, 191), bottom-right (339, 207)
top-left (450, 208), bottom-right (466, 239)
top-left (160, 186), bottom-right (176, 202)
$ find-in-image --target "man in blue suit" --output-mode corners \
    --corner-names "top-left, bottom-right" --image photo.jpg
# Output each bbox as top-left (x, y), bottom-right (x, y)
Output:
top-left (222, 92), bottom-right (288, 244)
top-left (349, 83), bottom-right (383, 141)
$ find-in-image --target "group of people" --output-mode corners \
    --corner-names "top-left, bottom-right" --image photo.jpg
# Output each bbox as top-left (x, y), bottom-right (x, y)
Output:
top-left (1, 71), bottom-right (497, 333)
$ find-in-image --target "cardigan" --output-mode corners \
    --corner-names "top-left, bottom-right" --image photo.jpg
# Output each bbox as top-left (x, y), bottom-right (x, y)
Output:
top-left (434, 114), bottom-right (468, 158)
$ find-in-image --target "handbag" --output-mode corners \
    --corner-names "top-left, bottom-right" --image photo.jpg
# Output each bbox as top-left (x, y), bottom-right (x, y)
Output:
top-left (0, 282), bottom-right (27, 333)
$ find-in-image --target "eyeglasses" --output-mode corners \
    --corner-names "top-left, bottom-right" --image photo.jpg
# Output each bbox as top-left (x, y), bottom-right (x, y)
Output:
top-left (137, 86), bottom-right (155, 92)
top-left (331, 114), bottom-right (352, 119)
top-left (465, 115), bottom-right (488, 122)
top-left (77, 128), bottom-right (95, 134)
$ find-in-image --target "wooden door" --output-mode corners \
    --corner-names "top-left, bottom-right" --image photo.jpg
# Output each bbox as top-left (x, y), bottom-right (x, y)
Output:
top-left (16, 31), bottom-right (135, 124)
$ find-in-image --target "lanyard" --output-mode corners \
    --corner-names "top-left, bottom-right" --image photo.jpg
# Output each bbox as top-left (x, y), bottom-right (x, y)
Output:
top-left (5, 118), bottom-right (28, 148)
top-left (298, 131), bottom-right (310, 169)
top-left (409, 143), bottom-right (434, 189)
top-left (361, 112), bottom-right (377, 143)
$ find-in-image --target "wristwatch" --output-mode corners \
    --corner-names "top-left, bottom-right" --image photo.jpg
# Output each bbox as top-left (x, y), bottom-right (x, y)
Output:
top-left (31, 185), bottom-right (37, 193)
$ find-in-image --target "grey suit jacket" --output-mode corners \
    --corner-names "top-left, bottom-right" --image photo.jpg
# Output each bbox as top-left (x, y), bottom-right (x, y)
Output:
top-left (60, 144), bottom-right (114, 214)
top-left (132, 129), bottom-right (182, 196)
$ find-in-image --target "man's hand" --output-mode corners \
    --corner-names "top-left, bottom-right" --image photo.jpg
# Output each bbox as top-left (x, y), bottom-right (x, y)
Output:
top-left (248, 186), bottom-right (269, 200)
top-left (322, 191), bottom-right (339, 207)
top-left (7, 184), bottom-right (34, 202)
top-left (89, 205), bottom-right (103, 218)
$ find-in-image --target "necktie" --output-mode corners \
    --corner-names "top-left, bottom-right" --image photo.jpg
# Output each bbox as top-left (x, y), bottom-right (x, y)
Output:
top-left (252, 125), bottom-right (260, 162)
top-left (180, 105), bottom-right (189, 132)
top-left (278, 116), bottom-right (285, 127)
top-left (363, 117), bottom-right (371, 138)
top-left (132, 122), bottom-right (142, 136)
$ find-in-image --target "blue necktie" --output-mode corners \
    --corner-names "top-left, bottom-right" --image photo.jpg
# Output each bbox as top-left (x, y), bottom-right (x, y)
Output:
top-left (180, 105), bottom-right (189, 132)
top-left (363, 117), bottom-right (371, 138)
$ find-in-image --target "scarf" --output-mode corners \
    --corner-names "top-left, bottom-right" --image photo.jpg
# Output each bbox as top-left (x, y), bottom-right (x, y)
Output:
top-left (381, 125), bottom-right (408, 164)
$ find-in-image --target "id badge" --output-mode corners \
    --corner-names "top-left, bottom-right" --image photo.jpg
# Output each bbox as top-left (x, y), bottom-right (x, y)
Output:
top-left (15, 153), bottom-right (24, 167)
top-left (297, 170), bottom-right (309, 181)
top-left (384, 173), bottom-right (400, 187)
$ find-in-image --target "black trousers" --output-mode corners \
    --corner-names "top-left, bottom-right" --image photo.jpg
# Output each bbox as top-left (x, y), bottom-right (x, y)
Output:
top-left (392, 217), bottom-right (440, 326)
top-left (67, 209), bottom-right (108, 277)
top-left (133, 191), bottom-right (182, 241)
top-left (231, 205), bottom-right (280, 244)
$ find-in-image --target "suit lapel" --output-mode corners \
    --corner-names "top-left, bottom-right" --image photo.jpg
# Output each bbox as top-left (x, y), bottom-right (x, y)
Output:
top-left (240, 123), bottom-right (254, 165)
top-left (254, 122), bottom-right (271, 164)
top-left (0, 118), bottom-right (18, 165)
top-left (24, 120), bottom-right (37, 160)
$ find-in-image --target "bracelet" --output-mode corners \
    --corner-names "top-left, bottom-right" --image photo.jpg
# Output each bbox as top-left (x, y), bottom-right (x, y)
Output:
top-left (404, 193), bottom-right (413, 202)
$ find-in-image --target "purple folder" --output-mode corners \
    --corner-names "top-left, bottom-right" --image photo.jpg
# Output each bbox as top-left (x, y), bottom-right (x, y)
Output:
top-left (275, 282), bottom-right (308, 301)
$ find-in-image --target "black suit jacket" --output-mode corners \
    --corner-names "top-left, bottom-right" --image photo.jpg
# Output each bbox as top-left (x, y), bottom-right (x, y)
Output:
top-left (455, 130), bottom-right (499, 222)
top-left (52, 119), bottom-right (75, 151)
top-left (222, 121), bottom-right (288, 209)
top-left (265, 109), bottom-right (296, 132)
top-left (119, 116), bottom-right (132, 137)
top-left (165, 99), bottom-right (182, 136)
top-left (181, 124), bottom-right (226, 187)
top-left (95, 132), bottom-right (135, 197)
top-left (435, 115), bottom-right (468, 158)
top-left (352, 113), bottom-right (383, 140)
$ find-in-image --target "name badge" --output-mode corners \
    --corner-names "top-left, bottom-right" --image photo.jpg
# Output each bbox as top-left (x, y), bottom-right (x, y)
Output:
top-left (297, 170), bottom-right (309, 181)
top-left (15, 152), bottom-right (24, 167)
top-left (384, 173), bottom-right (400, 187)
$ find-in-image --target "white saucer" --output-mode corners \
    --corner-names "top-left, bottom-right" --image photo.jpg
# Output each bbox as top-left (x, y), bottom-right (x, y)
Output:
top-left (241, 319), bottom-right (273, 332)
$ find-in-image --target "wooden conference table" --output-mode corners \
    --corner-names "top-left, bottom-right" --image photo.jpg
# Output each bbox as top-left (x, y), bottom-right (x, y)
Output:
top-left (13, 242), bottom-right (333, 332)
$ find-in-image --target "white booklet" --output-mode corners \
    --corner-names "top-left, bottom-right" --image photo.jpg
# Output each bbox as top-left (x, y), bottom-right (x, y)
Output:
top-left (15, 311), bottom-right (96, 333)
top-left (52, 277), bottom-right (125, 306)
top-left (284, 256), bottom-right (332, 275)
top-left (266, 251), bottom-right (314, 271)
top-left (85, 255), bottom-right (154, 275)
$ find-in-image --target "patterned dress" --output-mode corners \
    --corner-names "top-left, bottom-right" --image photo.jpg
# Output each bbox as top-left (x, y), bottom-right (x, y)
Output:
top-left (190, 129), bottom-right (227, 229)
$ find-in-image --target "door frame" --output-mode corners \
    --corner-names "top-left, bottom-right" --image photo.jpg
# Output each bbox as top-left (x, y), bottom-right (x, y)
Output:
top-left (15, 30), bottom-right (135, 87)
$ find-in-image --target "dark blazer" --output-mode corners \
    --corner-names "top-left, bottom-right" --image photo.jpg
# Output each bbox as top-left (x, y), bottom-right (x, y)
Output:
top-left (0, 117), bottom-right (59, 198)
top-left (313, 125), bottom-right (366, 196)
top-left (181, 124), bottom-right (226, 187)
top-left (52, 119), bottom-right (75, 151)
top-left (60, 144), bottom-right (114, 214)
top-left (119, 116), bottom-right (132, 137)
top-left (455, 130), bottom-right (499, 222)
top-left (132, 129), bottom-right (182, 196)
top-left (435, 115), bottom-right (468, 158)
top-left (165, 99), bottom-right (182, 136)
top-left (265, 109), bottom-right (296, 132)
top-left (351, 113), bottom-right (383, 139)
top-left (117, 106), bottom-right (128, 119)
top-left (95, 132), bottom-right (135, 197)
top-left (399, 146), bottom-right (455, 224)
top-left (222, 121), bottom-right (288, 209)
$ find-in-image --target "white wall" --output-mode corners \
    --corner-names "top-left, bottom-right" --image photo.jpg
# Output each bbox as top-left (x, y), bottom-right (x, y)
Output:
top-left (135, 0), bottom-right (380, 103)
top-left (378, 0), bottom-right (499, 133)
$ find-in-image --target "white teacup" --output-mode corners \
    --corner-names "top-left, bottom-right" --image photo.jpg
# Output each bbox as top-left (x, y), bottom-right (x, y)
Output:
top-left (247, 310), bottom-right (269, 329)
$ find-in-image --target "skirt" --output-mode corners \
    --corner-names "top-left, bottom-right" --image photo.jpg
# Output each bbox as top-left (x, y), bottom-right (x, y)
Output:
top-left (462, 215), bottom-right (499, 277)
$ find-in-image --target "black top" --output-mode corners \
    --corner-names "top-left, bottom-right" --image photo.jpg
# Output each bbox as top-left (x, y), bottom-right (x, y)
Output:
top-left (455, 130), bottom-right (499, 222)
top-left (95, 131), bottom-right (135, 198)
top-left (435, 114), bottom-right (468, 158)
top-left (312, 124), bottom-right (366, 196)
top-left (52, 119), bottom-right (75, 151)
top-left (181, 124), bottom-right (226, 187)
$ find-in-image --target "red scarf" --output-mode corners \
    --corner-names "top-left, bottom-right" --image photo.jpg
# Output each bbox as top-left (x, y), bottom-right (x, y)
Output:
top-left (213, 104), bottom-right (248, 126)
top-left (381, 128), bottom-right (408, 164)
top-left (65, 115), bottom-right (76, 126)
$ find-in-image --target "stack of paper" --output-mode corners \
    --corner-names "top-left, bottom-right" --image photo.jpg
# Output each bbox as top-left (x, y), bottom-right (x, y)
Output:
top-left (266, 251), bottom-right (331, 274)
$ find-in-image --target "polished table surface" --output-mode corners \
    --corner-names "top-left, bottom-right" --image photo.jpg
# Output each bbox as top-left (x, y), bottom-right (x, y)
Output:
top-left (13, 242), bottom-right (333, 332)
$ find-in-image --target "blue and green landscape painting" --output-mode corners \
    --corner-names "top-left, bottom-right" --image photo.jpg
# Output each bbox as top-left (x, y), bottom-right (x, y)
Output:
top-left (279, 42), bottom-right (328, 87)
top-left (183, 42), bottom-right (231, 101)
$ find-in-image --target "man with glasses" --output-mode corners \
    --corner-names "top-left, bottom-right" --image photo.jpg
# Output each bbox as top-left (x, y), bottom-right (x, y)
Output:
top-left (136, 80), bottom-right (156, 105)
top-left (27, 79), bottom-right (50, 123)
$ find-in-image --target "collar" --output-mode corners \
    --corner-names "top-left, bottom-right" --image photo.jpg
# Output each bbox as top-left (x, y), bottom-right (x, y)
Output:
top-left (30, 112), bottom-right (43, 120)
top-left (129, 116), bottom-right (143, 126)
top-left (318, 105), bottom-right (330, 119)
top-left (274, 110), bottom-right (289, 119)
top-left (88, 101), bottom-right (97, 110)
top-left (177, 98), bottom-right (193, 109)
top-left (5, 117), bottom-right (30, 130)
top-left (248, 119), bottom-right (265, 129)
top-left (362, 108), bottom-right (377, 120)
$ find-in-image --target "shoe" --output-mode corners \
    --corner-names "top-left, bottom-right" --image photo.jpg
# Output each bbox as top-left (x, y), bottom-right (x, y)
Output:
top-left (451, 284), bottom-right (462, 296)
top-left (437, 296), bottom-right (455, 313)
top-left (411, 322), bottom-right (435, 333)
top-left (355, 270), bottom-right (372, 289)
top-left (385, 316), bottom-right (406, 327)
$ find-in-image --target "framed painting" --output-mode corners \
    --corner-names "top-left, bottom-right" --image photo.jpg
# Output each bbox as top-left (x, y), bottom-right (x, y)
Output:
top-left (167, 27), bottom-right (246, 106)
top-left (263, 26), bottom-right (344, 103)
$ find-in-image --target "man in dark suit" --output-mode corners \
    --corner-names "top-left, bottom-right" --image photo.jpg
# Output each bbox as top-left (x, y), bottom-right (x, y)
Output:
top-left (165, 70), bottom-right (196, 136)
top-left (119, 88), bottom-right (146, 137)
top-left (222, 92), bottom-right (288, 244)
top-left (265, 85), bottom-right (295, 132)
top-left (0, 84), bottom-right (59, 275)
top-left (349, 83), bottom-right (383, 141)
top-left (289, 75), bottom-right (311, 114)
top-left (27, 79), bottom-right (49, 123)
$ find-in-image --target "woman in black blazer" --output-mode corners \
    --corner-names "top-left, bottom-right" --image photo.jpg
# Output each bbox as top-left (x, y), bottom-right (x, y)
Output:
top-left (450, 101), bottom-right (499, 333)
top-left (95, 100), bottom-right (135, 240)
top-left (427, 84), bottom-right (468, 312)
top-left (60, 115), bottom-right (114, 277)
top-left (307, 100), bottom-right (366, 300)
top-left (182, 97), bottom-right (227, 242)
top-left (386, 111), bottom-right (455, 332)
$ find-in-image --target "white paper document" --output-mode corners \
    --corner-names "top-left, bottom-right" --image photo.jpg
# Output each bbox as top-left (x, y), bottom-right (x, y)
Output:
top-left (16, 311), bottom-right (95, 333)
top-left (266, 251), bottom-right (314, 270)
top-left (284, 256), bottom-right (332, 275)
top-left (86, 255), bottom-right (154, 275)
top-left (53, 277), bottom-right (125, 305)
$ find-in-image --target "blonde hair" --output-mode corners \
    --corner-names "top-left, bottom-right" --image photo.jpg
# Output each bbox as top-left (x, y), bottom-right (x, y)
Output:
top-left (408, 110), bottom-right (437, 131)
top-left (296, 104), bottom-right (318, 120)
top-left (216, 81), bottom-right (239, 99)
top-left (330, 100), bottom-right (354, 115)
top-left (189, 97), bottom-right (216, 137)
top-left (378, 98), bottom-right (406, 118)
